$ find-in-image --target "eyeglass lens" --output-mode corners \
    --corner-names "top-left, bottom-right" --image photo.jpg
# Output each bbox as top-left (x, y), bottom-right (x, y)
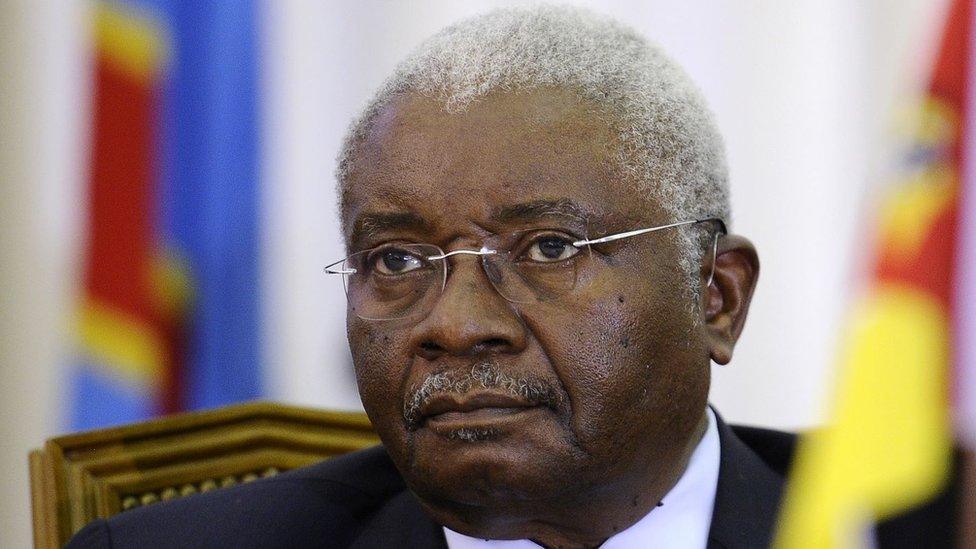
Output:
top-left (342, 244), bottom-right (446, 321)
top-left (340, 237), bottom-right (586, 320)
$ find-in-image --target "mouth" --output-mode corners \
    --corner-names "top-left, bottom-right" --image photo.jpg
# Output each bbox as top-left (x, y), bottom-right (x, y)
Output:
top-left (417, 392), bottom-right (543, 433)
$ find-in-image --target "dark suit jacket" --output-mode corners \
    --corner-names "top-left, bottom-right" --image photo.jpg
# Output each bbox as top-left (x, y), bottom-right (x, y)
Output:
top-left (66, 412), bottom-right (958, 548)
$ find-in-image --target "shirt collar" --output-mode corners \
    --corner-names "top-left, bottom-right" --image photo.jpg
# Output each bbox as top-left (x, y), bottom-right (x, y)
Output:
top-left (443, 407), bottom-right (721, 549)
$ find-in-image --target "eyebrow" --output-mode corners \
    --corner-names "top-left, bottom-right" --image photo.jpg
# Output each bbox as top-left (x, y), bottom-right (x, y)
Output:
top-left (490, 199), bottom-right (590, 226)
top-left (349, 211), bottom-right (431, 248)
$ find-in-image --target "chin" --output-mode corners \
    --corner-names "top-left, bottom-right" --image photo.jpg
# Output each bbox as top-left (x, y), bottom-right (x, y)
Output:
top-left (403, 422), bottom-right (582, 507)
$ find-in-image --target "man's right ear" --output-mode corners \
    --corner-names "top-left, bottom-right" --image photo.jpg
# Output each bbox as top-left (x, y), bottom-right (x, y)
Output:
top-left (701, 234), bottom-right (759, 365)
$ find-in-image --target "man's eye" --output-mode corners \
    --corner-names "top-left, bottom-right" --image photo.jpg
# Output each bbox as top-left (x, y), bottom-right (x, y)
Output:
top-left (372, 249), bottom-right (425, 275)
top-left (525, 237), bottom-right (581, 263)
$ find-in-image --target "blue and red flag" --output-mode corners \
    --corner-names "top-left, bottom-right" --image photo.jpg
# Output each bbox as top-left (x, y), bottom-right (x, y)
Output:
top-left (70, 0), bottom-right (263, 429)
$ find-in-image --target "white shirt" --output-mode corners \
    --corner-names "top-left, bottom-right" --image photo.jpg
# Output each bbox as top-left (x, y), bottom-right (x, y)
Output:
top-left (444, 408), bottom-right (721, 549)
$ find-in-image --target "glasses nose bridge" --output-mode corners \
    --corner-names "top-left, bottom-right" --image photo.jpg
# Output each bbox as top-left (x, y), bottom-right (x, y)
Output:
top-left (429, 246), bottom-right (497, 262)
top-left (433, 245), bottom-right (505, 296)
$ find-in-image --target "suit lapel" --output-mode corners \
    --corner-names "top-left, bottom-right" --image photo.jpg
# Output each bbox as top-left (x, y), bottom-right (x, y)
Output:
top-left (706, 411), bottom-right (786, 549)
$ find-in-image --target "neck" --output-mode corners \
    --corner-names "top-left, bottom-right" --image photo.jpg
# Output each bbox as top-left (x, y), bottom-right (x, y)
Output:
top-left (424, 409), bottom-right (711, 549)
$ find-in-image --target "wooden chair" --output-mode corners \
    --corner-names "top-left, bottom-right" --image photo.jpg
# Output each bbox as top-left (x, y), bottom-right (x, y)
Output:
top-left (28, 401), bottom-right (380, 548)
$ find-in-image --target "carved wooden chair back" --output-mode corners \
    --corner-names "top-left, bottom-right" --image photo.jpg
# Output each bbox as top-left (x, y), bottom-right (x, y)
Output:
top-left (28, 401), bottom-right (379, 548)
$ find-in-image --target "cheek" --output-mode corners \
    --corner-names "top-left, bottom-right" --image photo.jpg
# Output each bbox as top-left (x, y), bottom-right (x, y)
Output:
top-left (564, 296), bottom-right (646, 436)
top-left (538, 262), bottom-right (706, 452)
top-left (347, 319), bottom-right (410, 434)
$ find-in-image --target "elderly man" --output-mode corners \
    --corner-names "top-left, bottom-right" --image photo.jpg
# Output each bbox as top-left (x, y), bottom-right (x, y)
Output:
top-left (69, 6), bottom-right (786, 549)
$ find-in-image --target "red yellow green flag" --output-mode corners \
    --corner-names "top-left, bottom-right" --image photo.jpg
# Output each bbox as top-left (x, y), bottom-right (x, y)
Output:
top-left (774, 0), bottom-right (968, 546)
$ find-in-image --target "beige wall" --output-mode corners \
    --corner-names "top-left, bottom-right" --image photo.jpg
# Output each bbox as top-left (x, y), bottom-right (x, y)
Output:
top-left (1, 2), bottom-right (88, 548)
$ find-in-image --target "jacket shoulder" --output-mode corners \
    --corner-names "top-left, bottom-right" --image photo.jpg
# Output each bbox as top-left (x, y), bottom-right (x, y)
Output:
top-left (66, 445), bottom-right (407, 549)
top-left (729, 424), bottom-right (797, 477)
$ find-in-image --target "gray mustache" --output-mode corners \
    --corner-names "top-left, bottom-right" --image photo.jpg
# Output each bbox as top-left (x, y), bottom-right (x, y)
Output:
top-left (403, 362), bottom-right (563, 430)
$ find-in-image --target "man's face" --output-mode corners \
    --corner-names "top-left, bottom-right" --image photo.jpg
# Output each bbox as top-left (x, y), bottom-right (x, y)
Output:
top-left (341, 89), bottom-right (711, 530)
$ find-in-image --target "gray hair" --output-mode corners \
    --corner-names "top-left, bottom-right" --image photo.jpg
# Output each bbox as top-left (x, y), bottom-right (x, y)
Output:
top-left (336, 4), bottom-right (730, 299)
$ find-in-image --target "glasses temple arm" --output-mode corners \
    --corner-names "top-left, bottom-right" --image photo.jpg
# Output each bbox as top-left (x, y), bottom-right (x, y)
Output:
top-left (569, 217), bottom-right (725, 286)
top-left (323, 257), bottom-right (357, 275)
top-left (573, 219), bottom-right (705, 247)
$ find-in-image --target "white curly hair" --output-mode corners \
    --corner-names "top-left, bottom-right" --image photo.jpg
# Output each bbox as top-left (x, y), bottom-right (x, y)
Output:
top-left (336, 4), bottom-right (730, 298)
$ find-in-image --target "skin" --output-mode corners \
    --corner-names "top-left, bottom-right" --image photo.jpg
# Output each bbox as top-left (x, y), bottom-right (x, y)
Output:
top-left (340, 88), bottom-right (759, 549)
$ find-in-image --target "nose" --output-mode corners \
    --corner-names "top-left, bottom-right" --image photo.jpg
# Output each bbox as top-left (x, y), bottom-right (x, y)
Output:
top-left (409, 255), bottom-right (528, 360)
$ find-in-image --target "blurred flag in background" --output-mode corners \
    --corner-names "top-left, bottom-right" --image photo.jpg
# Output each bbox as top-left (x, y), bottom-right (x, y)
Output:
top-left (71, 0), bottom-right (263, 429)
top-left (776, 0), bottom-right (974, 546)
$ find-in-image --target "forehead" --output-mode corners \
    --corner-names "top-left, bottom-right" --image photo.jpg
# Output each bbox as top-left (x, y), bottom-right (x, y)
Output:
top-left (341, 89), bottom-right (662, 241)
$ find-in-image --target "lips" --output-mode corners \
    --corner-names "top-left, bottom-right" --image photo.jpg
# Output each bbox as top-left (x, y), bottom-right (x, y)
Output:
top-left (419, 392), bottom-right (539, 427)
top-left (404, 362), bottom-right (565, 433)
